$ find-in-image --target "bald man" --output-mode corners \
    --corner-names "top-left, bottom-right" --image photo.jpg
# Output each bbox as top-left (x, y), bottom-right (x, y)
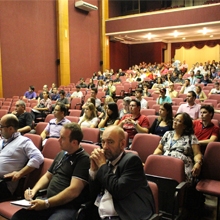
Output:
top-left (0, 114), bottom-right (44, 200)
top-left (89, 125), bottom-right (155, 220)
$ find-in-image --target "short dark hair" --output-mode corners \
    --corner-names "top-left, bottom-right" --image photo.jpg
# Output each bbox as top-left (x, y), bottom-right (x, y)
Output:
top-left (188, 91), bottom-right (196, 99)
top-left (135, 88), bottom-right (143, 94)
top-left (200, 105), bottom-right (214, 119)
top-left (131, 99), bottom-right (141, 107)
top-left (59, 90), bottom-right (66, 96)
top-left (63, 123), bottom-right (83, 144)
top-left (5, 114), bottom-right (19, 130)
top-left (76, 85), bottom-right (81, 89)
top-left (55, 103), bottom-right (67, 115)
top-left (91, 87), bottom-right (98, 94)
top-left (29, 86), bottom-right (35, 91)
top-left (185, 79), bottom-right (190, 83)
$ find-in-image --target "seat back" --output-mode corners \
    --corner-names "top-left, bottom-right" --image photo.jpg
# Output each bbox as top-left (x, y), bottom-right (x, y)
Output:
top-left (81, 127), bottom-right (100, 144)
top-left (42, 138), bottom-right (61, 159)
top-left (44, 114), bottom-right (54, 123)
top-left (24, 133), bottom-right (42, 150)
top-left (147, 115), bottom-right (158, 127)
top-left (140, 108), bottom-right (156, 116)
top-left (80, 142), bottom-right (100, 155)
top-left (131, 134), bottom-right (161, 163)
top-left (148, 181), bottom-right (159, 214)
top-left (201, 142), bottom-right (220, 180)
top-left (144, 155), bottom-right (185, 183)
top-left (69, 109), bottom-right (82, 117)
top-left (35, 122), bottom-right (48, 135)
top-left (66, 116), bottom-right (79, 123)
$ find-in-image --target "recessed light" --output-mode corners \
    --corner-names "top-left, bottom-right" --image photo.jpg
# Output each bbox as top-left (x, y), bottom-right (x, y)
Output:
top-left (182, 37), bottom-right (186, 40)
top-left (210, 35), bottom-right (213, 37)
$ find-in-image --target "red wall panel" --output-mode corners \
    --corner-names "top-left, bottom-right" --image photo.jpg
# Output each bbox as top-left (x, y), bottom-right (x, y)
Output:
top-left (69, 0), bottom-right (100, 83)
top-left (0, 0), bottom-right (57, 98)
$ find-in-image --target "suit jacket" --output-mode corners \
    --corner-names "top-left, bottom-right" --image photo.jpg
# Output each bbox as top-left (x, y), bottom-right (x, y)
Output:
top-left (90, 152), bottom-right (155, 220)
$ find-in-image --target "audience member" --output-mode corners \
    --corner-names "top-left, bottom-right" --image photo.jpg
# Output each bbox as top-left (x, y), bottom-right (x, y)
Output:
top-left (98, 96), bottom-right (114, 119)
top-left (71, 85), bottom-right (83, 99)
top-left (149, 103), bottom-right (173, 137)
top-left (154, 113), bottom-right (202, 182)
top-left (200, 74), bottom-right (213, 85)
top-left (89, 125), bottom-right (155, 220)
top-left (56, 90), bottom-right (70, 109)
top-left (177, 91), bottom-right (201, 120)
top-left (87, 78), bottom-right (96, 89)
top-left (180, 79), bottom-right (195, 94)
top-left (208, 82), bottom-right (220, 95)
top-left (167, 82), bottom-right (178, 98)
top-left (78, 78), bottom-right (87, 88)
top-left (78, 103), bottom-right (99, 128)
top-left (188, 70), bottom-right (198, 85)
top-left (98, 102), bottom-right (119, 128)
top-left (135, 88), bottom-right (148, 109)
top-left (195, 86), bottom-right (207, 102)
top-left (91, 87), bottom-right (102, 111)
top-left (37, 85), bottom-right (49, 100)
top-left (157, 88), bottom-right (172, 105)
top-left (40, 103), bottom-right (71, 145)
top-left (49, 83), bottom-right (56, 93)
top-left (113, 73), bottom-right (121, 84)
top-left (119, 96), bottom-right (131, 119)
top-left (0, 114), bottom-right (44, 201)
top-left (118, 99), bottom-right (149, 145)
top-left (31, 91), bottom-right (52, 121)
top-left (105, 80), bottom-right (116, 98)
top-left (23, 86), bottom-right (37, 100)
top-left (11, 123), bottom-right (90, 220)
top-left (50, 87), bottom-right (60, 101)
top-left (12, 100), bottom-right (33, 134)
top-left (151, 77), bottom-right (164, 91)
top-left (193, 105), bottom-right (219, 150)
top-left (174, 73), bottom-right (185, 85)
top-left (142, 83), bottom-right (151, 97)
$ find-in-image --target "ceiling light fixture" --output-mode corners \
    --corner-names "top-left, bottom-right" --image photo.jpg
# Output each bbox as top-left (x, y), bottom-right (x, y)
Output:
top-left (182, 37), bottom-right (186, 40)
top-left (174, 30), bottom-right (178, 38)
top-left (147, 33), bottom-right (152, 40)
top-left (210, 35), bottom-right (213, 37)
top-left (203, 27), bottom-right (207, 35)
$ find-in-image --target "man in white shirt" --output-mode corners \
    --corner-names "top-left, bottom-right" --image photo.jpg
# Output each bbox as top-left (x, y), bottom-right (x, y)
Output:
top-left (180, 79), bottom-right (195, 94)
top-left (70, 85), bottom-right (83, 98)
top-left (135, 88), bottom-right (148, 109)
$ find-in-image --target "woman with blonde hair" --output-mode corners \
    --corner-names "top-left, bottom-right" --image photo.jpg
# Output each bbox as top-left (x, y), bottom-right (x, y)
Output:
top-left (78, 103), bottom-right (99, 128)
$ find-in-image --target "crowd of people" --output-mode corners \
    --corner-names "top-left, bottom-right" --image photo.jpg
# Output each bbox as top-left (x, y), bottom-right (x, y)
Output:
top-left (0, 59), bottom-right (220, 219)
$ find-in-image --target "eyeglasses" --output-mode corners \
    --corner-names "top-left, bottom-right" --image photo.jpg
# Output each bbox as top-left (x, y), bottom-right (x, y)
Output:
top-left (0, 124), bottom-right (9, 129)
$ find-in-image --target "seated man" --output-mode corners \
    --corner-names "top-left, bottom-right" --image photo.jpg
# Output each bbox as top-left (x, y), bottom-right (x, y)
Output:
top-left (71, 85), bottom-right (83, 99)
top-left (50, 87), bottom-right (60, 101)
top-left (135, 88), bottom-right (148, 109)
top-left (167, 82), bottom-right (178, 98)
top-left (0, 114), bottom-right (44, 201)
top-left (89, 125), bottom-right (155, 220)
top-left (12, 100), bottom-right (33, 134)
top-left (41, 103), bottom-right (71, 145)
top-left (23, 85), bottom-right (37, 100)
top-left (208, 82), bottom-right (220, 96)
top-left (11, 123), bottom-right (90, 220)
top-left (118, 99), bottom-right (149, 145)
top-left (193, 105), bottom-right (219, 152)
top-left (56, 90), bottom-right (70, 109)
top-left (177, 91), bottom-right (201, 120)
top-left (180, 79), bottom-right (195, 94)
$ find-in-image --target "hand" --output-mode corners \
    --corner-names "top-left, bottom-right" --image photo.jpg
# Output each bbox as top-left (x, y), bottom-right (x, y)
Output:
top-left (24, 188), bottom-right (36, 201)
top-left (4, 171), bottom-right (22, 181)
top-left (90, 158), bottom-right (98, 171)
top-left (191, 163), bottom-right (201, 177)
top-left (29, 199), bottom-right (47, 211)
top-left (90, 149), bottom-right (106, 169)
top-left (125, 117), bottom-right (135, 125)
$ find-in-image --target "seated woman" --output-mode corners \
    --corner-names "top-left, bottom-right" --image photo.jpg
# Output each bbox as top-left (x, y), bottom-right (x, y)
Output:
top-left (31, 91), bottom-right (52, 121)
top-left (149, 103), bottom-right (173, 137)
top-left (119, 96), bottom-right (131, 119)
top-left (195, 85), bottom-right (207, 102)
top-left (78, 103), bottom-right (99, 128)
top-left (151, 77), bottom-right (165, 93)
top-left (98, 96), bottom-right (114, 119)
top-left (80, 97), bottom-right (97, 117)
top-left (153, 113), bottom-right (203, 182)
top-left (98, 102), bottom-right (119, 128)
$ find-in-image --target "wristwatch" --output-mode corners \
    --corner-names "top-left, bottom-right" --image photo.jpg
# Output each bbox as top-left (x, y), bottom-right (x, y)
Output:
top-left (134, 121), bottom-right (138, 126)
top-left (45, 199), bottom-right (50, 208)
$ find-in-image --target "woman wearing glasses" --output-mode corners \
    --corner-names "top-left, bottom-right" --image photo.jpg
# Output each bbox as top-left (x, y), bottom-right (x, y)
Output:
top-left (153, 112), bottom-right (203, 182)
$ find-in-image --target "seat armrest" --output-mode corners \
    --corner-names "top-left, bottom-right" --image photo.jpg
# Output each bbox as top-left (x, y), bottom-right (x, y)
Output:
top-left (176, 181), bottom-right (188, 191)
top-left (34, 188), bottom-right (47, 199)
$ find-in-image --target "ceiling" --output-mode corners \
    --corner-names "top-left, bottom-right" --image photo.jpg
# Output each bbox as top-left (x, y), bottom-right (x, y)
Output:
top-left (109, 22), bottom-right (220, 44)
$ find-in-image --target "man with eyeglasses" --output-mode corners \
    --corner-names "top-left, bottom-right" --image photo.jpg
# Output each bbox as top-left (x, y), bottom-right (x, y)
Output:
top-left (89, 125), bottom-right (155, 220)
top-left (118, 99), bottom-right (149, 146)
top-left (0, 114), bottom-right (44, 201)
top-left (12, 100), bottom-right (34, 134)
top-left (40, 103), bottom-right (71, 145)
top-left (12, 123), bottom-right (90, 220)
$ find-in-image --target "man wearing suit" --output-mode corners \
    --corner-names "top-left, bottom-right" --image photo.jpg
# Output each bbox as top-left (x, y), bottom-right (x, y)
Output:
top-left (90, 125), bottom-right (154, 220)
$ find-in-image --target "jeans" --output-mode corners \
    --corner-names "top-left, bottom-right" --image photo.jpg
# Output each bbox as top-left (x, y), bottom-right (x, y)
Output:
top-left (11, 206), bottom-right (77, 220)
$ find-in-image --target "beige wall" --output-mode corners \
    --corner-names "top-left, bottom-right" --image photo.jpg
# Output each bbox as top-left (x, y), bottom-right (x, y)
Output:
top-left (175, 45), bottom-right (220, 70)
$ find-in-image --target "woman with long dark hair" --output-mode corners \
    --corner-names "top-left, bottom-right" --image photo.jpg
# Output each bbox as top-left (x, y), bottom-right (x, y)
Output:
top-left (149, 103), bottom-right (173, 137)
